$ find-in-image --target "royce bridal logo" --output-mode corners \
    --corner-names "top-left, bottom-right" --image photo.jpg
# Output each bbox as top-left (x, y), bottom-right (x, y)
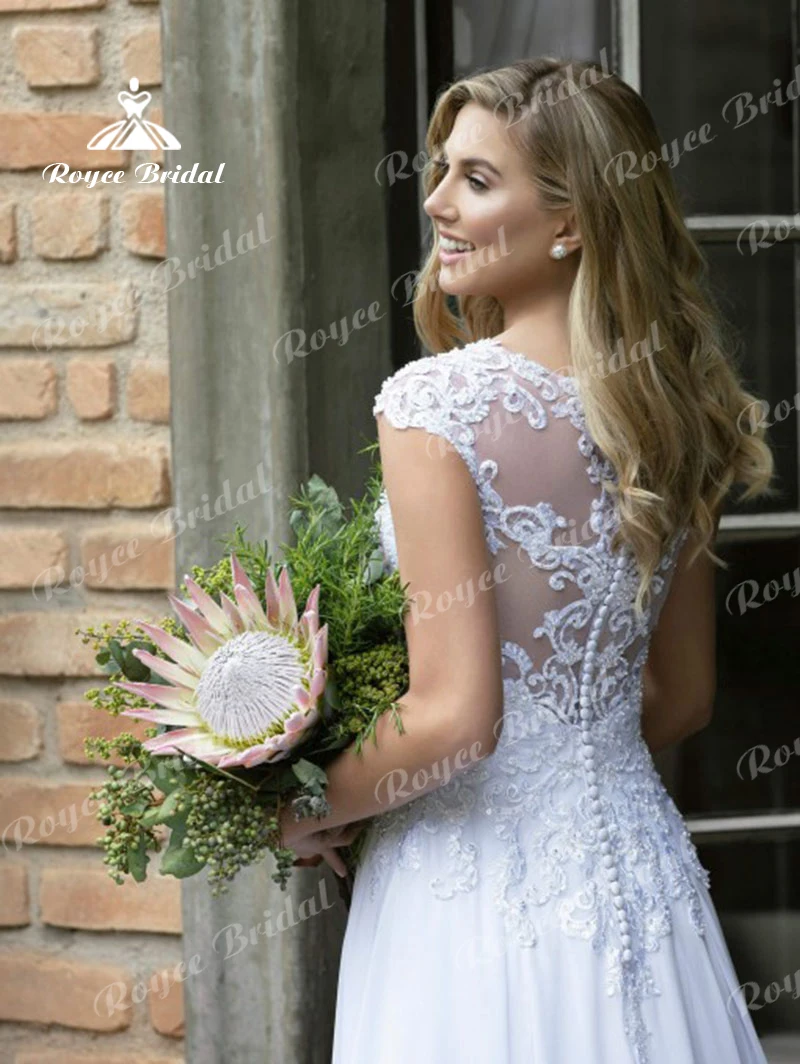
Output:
top-left (41, 77), bottom-right (225, 188)
top-left (88, 75), bottom-right (181, 151)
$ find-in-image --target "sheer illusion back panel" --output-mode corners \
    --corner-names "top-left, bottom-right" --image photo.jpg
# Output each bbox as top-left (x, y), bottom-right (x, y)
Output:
top-left (374, 343), bottom-right (687, 729)
top-left (452, 354), bottom-right (681, 726)
top-left (472, 371), bottom-right (609, 683)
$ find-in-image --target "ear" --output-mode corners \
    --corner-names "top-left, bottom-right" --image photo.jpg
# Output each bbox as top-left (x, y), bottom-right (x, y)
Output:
top-left (554, 208), bottom-right (582, 253)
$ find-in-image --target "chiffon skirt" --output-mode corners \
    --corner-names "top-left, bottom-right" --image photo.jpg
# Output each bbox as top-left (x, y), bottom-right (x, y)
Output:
top-left (331, 823), bottom-right (769, 1064)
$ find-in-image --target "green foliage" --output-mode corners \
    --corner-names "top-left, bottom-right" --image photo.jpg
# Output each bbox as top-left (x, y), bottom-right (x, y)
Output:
top-left (76, 444), bottom-right (412, 894)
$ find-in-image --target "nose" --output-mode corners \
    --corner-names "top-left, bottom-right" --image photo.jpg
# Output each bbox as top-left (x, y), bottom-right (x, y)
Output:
top-left (423, 180), bottom-right (457, 224)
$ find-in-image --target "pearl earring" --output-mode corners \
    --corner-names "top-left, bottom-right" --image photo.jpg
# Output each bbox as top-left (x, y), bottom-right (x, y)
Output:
top-left (550, 243), bottom-right (568, 259)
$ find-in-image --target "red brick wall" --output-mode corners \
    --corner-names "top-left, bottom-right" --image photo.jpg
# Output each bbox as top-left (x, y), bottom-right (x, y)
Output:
top-left (0, 1), bottom-right (185, 1060)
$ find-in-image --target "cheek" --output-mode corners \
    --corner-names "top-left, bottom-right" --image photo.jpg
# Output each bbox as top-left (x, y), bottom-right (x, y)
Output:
top-left (471, 200), bottom-right (547, 258)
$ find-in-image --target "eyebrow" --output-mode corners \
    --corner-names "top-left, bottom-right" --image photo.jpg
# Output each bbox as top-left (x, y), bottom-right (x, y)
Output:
top-left (438, 149), bottom-right (502, 179)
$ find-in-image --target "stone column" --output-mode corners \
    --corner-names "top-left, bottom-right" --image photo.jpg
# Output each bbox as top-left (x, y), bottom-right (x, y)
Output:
top-left (159, 0), bottom-right (392, 1059)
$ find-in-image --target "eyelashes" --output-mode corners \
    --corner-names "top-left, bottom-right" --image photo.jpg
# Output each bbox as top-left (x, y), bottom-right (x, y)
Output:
top-left (431, 157), bottom-right (489, 193)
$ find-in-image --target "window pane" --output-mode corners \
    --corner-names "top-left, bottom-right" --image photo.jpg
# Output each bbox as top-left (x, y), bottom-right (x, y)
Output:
top-left (671, 531), bottom-right (800, 1043)
top-left (641, 0), bottom-right (794, 215)
top-left (702, 241), bottom-right (798, 514)
top-left (695, 839), bottom-right (800, 1043)
top-left (453, 0), bottom-right (611, 78)
top-left (675, 532), bottom-right (800, 821)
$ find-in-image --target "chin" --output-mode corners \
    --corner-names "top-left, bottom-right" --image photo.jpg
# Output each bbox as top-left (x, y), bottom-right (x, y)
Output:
top-left (436, 269), bottom-right (488, 298)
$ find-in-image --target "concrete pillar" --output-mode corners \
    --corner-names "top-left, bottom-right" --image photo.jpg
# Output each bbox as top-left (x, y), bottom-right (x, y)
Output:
top-left (159, 0), bottom-right (392, 1058)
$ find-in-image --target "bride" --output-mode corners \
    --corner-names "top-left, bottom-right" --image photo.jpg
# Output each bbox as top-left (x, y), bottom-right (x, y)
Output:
top-left (278, 56), bottom-right (775, 1063)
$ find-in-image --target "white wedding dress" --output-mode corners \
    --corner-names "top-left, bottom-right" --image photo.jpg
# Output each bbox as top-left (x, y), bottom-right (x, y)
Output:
top-left (331, 337), bottom-right (768, 1064)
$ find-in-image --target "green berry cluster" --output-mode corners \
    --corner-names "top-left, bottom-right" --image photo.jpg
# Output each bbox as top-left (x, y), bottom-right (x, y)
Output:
top-left (329, 640), bottom-right (409, 750)
top-left (91, 765), bottom-right (160, 885)
top-left (181, 774), bottom-right (294, 895)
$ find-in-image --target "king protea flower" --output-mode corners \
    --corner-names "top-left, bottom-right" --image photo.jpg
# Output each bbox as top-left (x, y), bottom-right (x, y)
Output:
top-left (117, 555), bottom-right (328, 769)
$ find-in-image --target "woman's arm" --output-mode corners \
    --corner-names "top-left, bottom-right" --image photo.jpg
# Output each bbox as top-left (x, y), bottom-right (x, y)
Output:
top-left (279, 412), bottom-right (504, 845)
top-left (640, 508), bottom-right (723, 756)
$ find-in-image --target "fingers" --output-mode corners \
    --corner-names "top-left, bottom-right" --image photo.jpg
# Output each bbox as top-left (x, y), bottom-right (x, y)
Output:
top-left (292, 855), bottom-right (323, 868)
top-left (321, 824), bottom-right (362, 847)
top-left (320, 846), bottom-right (348, 877)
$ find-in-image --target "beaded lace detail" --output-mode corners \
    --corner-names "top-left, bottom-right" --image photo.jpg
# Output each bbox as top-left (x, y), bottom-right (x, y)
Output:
top-left (366, 338), bottom-right (712, 1064)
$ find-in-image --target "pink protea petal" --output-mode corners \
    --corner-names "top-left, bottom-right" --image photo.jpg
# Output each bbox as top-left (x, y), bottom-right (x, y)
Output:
top-left (115, 680), bottom-right (192, 712)
top-left (264, 567), bottom-right (281, 628)
top-left (307, 667), bottom-right (326, 704)
top-left (293, 685), bottom-right (311, 713)
top-left (313, 624), bottom-right (328, 670)
top-left (298, 602), bottom-right (320, 648)
top-left (215, 749), bottom-right (249, 769)
top-left (143, 728), bottom-right (233, 761)
top-left (277, 567), bottom-right (298, 630)
top-left (132, 648), bottom-right (197, 690)
top-left (141, 726), bottom-right (199, 752)
top-left (184, 576), bottom-right (235, 637)
top-left (229, 553), bottom-right (256, 598)
top-left (241, 740), bottom-right (285, 768)
top-left (303, 583), bottom-right (320, 620)
top-left (120, 706), bottom-right (193, 726)
top-left (283, 706), bottom-right (317, 734)
top-left (229, 555), bottom-right (267, 628)
top-left (219, 592), bottom-right (245, 634)
top-left (233, 585), bottom-right (268, 629)
top-left (217, 743), bottom-right (270, 770)
top-left (169, 594), bottom-right (225, 655)
top-left (136, 621), bottom-right (207, 676)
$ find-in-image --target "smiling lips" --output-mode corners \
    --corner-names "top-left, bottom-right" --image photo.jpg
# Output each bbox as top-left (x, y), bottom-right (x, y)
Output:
top-left (439, 234), bottom-right (476, 252)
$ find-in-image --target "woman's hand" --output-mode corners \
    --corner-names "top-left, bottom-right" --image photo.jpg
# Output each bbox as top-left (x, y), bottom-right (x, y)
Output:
top-left (290, 824), bottom-right (363, 876)
top-left (277, 802), bottom-right (362, 877)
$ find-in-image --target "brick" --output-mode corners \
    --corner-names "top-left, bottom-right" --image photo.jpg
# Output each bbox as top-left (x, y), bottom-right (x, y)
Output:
top-left (0, 778), bottom-right (103, 848)
top-left (0, 283), bottom-right (137, 350)
top-left (58, 698), bottom-right (152, 765)
top-left (41, 866), bottom-right (181, 933)
top-left (0, 113), bottom-right (125, 170)
top-left (66, 357), bottom-right (115, 419)
top-left (80, 524), bottom-right (174, 589)
top-left (31, 192), bottom-right (109, 259)
top-left (0, 610), bottom-right (154, 676)
top-left (0, 0), bottom-right (105, 8)
top-left (122, 26), bottom-right (161, 87)
top-left (0, 527), bottom-right (68, 588)
top-left (121, 191), bottom-right (165, 258)
top-left (13, 26), bottom-right (101, 88)
top-left (0, 863), bottom-right (29, 926)
top-left (0, 199), bottom-right (16, 263)
top-left (0, 358), bottom-right (57, 419)
top-left (148, 965), bottom-right (184, 1036)
top-left (16, 1055), bottom-right (183, 1064)
top-left (0, 441), bottom-right (170, 508)
top-left (0, 699), bottom-right (42, 761)
top-left (0, 951), bottom-right (131, 1031)
top-left (127, 361), bottom-right (169, 422)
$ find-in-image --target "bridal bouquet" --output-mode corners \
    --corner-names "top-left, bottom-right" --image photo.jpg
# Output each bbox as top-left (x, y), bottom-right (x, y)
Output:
top-left (78, 443), bottom-right (410, 898)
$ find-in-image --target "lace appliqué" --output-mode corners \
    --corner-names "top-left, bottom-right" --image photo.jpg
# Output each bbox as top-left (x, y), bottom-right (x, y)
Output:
top-left (366, 340), bottom-right (711, 1064)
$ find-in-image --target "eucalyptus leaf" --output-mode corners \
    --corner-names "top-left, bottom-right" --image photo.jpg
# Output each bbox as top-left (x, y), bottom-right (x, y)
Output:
top-left (127, 833), bottom-right (150, 882)
top-left (291, 758), bottom-right (328, 794)
top-left (121, 645), bottom-right (151, 682)
top-left (362, 547), bottom-right (386, 585)
top-left (108, 639), bottom-right (125, 668)
top-left (160, 820), bottom-right (205, 878)
top-left (140, 789), bottom-right (183, 828)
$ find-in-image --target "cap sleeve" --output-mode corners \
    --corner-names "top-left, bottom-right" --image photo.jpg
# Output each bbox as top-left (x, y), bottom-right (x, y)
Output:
top-left (372, 353), bottom-right (477, 475)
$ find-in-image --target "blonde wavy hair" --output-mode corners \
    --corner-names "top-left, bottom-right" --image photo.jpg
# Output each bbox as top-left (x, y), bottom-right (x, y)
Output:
top-left (413, 56), bottom-right (778, 619)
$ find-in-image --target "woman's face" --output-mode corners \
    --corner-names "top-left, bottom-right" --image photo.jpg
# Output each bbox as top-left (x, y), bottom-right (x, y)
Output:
top-left (422, 101), bottom-right (579, 302)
